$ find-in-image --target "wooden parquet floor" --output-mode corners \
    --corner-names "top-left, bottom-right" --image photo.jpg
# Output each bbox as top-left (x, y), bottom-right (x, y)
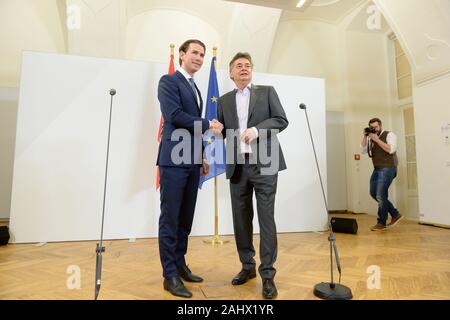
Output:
top-left (0, 214), bottom-right (449, 300)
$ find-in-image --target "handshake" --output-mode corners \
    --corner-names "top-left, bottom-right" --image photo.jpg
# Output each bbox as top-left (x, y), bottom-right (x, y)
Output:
top-left (209, 119), bottom-right (224, 135)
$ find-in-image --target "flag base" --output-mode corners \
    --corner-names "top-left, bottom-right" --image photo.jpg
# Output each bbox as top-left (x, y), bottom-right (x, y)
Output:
top-left (203, 236), bottom-right (230, 245)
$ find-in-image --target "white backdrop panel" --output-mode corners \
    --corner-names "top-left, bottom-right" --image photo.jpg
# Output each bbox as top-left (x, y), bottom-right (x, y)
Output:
top-left (9, 52), bottom-right (327, 243)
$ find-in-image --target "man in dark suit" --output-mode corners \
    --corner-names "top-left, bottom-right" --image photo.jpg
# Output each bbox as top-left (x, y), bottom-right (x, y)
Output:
top-left (157, 39), bottom-right (223, 298)
top-left (217, 52), bottom-right (288, 299)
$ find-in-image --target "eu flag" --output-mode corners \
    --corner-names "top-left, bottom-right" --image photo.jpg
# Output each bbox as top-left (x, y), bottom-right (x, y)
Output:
top-left (199, 56), bottom-right (226, 188)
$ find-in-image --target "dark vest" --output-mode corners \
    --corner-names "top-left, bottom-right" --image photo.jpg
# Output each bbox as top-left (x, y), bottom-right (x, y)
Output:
top-left (371, 131), bottom-right (398, 168)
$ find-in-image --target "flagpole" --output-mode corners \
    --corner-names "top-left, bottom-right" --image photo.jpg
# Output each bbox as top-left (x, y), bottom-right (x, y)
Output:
top-left (214, 177), bottom-right (218, 236)
top-left (204, 47), bottom-right (229, 245)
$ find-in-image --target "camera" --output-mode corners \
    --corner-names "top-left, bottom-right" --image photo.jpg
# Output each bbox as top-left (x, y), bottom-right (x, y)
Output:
top-left (364, 127), bottom-right (377, 136)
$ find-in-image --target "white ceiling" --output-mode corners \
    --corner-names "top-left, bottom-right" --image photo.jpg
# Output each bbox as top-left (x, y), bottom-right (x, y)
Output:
top-left (224, 0), bottom-right (368, 24)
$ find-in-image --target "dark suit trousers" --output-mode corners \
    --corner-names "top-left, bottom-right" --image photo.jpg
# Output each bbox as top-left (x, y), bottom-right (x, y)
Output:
top-left (230, 162), bottom-right (278, 280)
top-left (159, 165), bottom-right (200, 279)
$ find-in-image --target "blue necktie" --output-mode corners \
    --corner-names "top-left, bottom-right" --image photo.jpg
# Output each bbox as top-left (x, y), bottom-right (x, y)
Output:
top-left (189, 78), bottom-right (197, 96)
top-left (189, 78), bottom-right (199, 108)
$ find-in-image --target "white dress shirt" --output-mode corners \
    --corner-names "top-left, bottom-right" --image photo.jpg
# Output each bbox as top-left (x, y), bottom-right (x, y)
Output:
top-left (178, 67), bottom-right (199, 106)
top-left (361, 131), bottom-right (398, 154)
top-left (235, 84), bottom-right (258, 153)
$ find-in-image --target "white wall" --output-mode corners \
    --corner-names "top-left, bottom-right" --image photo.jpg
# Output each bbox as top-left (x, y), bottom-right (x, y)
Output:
top-left (66, 0), bottom-right (281, 72)
top-left (343, 30), bottom-right (397, 215)
top-left (413, 76), bottom-right (450, 225)
top-left (125, 0), bottom-right (281, 71)
top-left (375, 0), bottom-right (450, 225)
top-left (326, 111), bottom-right (348, 210)
top-left (268, 12), bottom-right (401, 216)
top-left (66, 0), bottom-right (126, 59)
top-left (125, 9), bottom-right (222, 63)
top-left (268, 18), bottom-right (342, 111)
top-left (268, 18), bottom-right (351, 212)
top-left (0, 0), bottom-right (66, 86)
top-left (9, 52), bottom-right (328, 243)
top-left (0, 88), bottom-right (19, 219)
top-left (0, 0), bottom-right (281, 84)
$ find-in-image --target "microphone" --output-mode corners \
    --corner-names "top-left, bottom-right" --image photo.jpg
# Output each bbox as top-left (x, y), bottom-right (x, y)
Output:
top-left (95, 88), bottom-right (116, 300)
top-left (299, 103), bottom-right (352, 300)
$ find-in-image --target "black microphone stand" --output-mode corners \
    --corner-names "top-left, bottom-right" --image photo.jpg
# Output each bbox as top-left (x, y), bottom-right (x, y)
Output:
top-left (94, 88), bottom-right (116, 300)
top-left (299, 103), bottom-right (353, 300)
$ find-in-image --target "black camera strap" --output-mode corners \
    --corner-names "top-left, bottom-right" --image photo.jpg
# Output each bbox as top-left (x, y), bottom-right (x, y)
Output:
top-left (367, 139), bottom-right (373, 158)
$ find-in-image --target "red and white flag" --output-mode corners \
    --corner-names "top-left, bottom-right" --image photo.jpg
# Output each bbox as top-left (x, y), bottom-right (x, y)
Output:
top-left (156, 45), bottom-right (175, 190)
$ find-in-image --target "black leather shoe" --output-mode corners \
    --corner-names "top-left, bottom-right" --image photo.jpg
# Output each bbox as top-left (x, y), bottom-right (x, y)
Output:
top-left (163, 277), bottom-right (192, 298)
top-left (177, 265), bottom-right (203, 283)
top-left (231, 268), bottom-right (256, 285)
top-left (262, 279), bottom-right (278, 299)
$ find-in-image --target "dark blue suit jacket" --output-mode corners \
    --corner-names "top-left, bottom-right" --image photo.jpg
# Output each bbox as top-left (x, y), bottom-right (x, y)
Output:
top-left (157, 71), bottom-right (210, 167)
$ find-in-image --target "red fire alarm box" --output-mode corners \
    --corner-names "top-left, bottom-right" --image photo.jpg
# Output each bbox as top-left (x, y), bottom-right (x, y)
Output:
top-left (354, 154), bottom-right (360, 161)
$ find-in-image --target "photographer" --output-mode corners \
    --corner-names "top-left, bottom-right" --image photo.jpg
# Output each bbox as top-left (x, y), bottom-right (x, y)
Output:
top-left (361, 118), bottom-right (403, 231)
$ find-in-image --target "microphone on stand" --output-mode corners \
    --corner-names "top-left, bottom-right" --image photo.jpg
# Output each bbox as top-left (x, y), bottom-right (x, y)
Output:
top-left (299, 103), bottom-right (352, 300)
top-left (94, 88), bottom-right (117, 300)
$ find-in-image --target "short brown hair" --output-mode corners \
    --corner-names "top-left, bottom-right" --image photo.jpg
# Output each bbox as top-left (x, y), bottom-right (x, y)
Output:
top-left (229, 52), bottom-right (254, 73)
top-left (369, 118), bottom-right (382, 126)
top-left (179, 39), bottom-right (206, 66)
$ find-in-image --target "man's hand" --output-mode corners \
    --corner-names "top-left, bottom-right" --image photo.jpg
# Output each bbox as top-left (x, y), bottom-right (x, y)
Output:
top-left (369, 132), bottom-right (392, 153)
top-left (201, 161), bottom-right (209, 176)
top-left (240, 128), bottom-right (258, 145)
top-left (209, 119), bottom-right (224, 134)
top-left (361, 131), bottom-right (369, 148)
top-left (368, 133), bottom-right (380, 143)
